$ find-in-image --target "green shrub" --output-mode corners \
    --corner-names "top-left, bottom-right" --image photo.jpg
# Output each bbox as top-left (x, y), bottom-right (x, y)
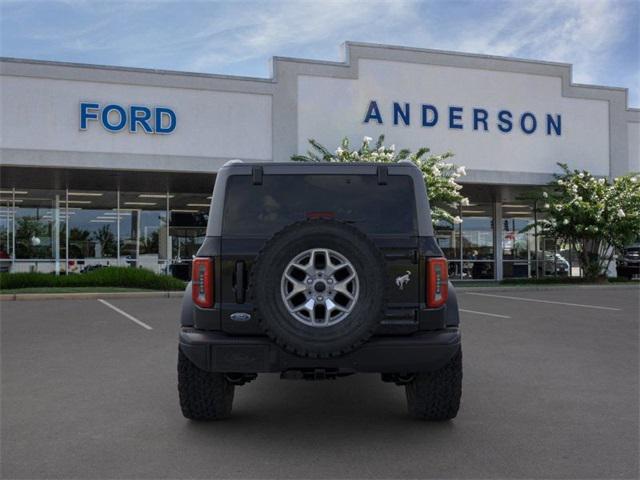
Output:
top-left (0, 267), bottom-right (186, 291)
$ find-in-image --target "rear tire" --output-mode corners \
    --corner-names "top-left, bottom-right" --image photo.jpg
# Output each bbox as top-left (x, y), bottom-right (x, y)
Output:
top-left (405, 348), bottom-right (462, 421)
top-left (178, 349), bottom-right (235, 420)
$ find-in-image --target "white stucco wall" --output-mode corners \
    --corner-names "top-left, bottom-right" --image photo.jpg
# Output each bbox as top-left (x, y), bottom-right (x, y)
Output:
top-left (298, 59), bottom-right (611, 177)
top-left (0, 75), bottom-right (272, 165)
top-left (628, 122), bottom-right (640, 173)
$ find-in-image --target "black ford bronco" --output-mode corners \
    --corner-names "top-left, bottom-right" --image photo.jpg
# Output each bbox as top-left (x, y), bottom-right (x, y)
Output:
top-left (178, 161), bottom-right (462, 420)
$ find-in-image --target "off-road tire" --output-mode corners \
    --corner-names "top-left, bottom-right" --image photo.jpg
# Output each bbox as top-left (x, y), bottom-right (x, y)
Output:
top-left (178, 348), bottom-right (235, 420)
top-left (251, 219), bottom-right (386, 358)
top-left (405, 347), bottom-right (462, 421)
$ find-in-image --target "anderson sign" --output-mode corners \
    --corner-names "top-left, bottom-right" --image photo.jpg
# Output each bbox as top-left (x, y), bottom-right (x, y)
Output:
top-left (363, 100), bottom-right (562, 136)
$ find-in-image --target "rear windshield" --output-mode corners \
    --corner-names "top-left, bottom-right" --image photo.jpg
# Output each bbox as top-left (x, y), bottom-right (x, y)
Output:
top-left (222, 174), bottom-right (417, 236)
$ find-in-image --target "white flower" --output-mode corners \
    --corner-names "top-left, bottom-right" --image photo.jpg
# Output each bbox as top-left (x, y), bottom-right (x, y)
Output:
top-left (542, 191), bottom-right (548, 198)
top-left (456, 166), bottom-right (467, 176)
top-left (578, 172), bottom-right (584, 178)
top-left (557, 179), bottom-right (564, 185)
top-left (544, 203), bottom-right (550, 209)
top-left (453, 216), bottom-right (462, 224)
top-left (618, 209), bottom-right (626, 218)
top-left (631, 176), bottom-right (638, 183)
top-left (555, 205), bottom-right (562, 211)
top-left (378, 146), bottom-right (385, 153)
top-left (576, 196), bottom-right (582, 201)
top-left (563, 219), bottom-right (569, 225)
top-left (389, 144), bottom-right (395, 152)
top-left (598, 178), bottom-right (605, 184)
top-left (363, 136), bottom-right (372, 143)
top-left (461, 197), bottom-right (470, 206)
top-left (335, 147), bottom-right (343, 156)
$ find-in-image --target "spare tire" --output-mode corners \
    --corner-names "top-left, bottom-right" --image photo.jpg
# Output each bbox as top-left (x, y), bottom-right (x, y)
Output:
top-left (251, 219), bottom-right (386, 358)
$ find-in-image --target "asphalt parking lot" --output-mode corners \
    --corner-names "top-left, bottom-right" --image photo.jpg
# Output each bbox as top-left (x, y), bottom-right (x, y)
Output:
top-left (1, 286), bottom-right (638, 479)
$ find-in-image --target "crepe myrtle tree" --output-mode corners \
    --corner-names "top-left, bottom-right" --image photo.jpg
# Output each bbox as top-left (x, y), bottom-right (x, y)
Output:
top-left (292, 135), bottom-right (469, 225)
top-left (533, 163), bottom-right (640, 280)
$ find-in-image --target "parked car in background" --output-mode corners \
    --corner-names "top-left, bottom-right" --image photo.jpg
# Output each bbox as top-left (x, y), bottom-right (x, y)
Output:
top-left (616, 243), bottom-right (640, 280)
top-left (537, 251), bottom-right (570, 276)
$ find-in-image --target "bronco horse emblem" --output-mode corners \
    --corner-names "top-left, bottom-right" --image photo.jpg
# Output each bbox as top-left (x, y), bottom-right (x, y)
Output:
top-left (395, 270), bottom-right (411, 290)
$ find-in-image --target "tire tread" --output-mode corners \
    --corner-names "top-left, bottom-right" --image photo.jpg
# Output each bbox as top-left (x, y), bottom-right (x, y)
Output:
top-left (178, 349), bottom-right (235, 420)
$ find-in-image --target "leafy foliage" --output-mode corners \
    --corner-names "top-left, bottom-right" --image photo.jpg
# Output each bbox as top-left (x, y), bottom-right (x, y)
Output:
top-left (0, 267), bottom-right (186, 290)
top-left (292, 135), bottom-right (468, 224)
top-left (533, 163), bottom-right (640, 280)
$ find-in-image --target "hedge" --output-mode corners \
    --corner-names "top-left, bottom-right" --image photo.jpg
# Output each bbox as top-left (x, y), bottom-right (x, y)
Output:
top-left (0, 267), bottom-right (186, 291)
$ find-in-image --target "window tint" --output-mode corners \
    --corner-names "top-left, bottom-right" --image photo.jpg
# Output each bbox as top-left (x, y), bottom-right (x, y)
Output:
top-left (222, 174), bottom-right (417, 236)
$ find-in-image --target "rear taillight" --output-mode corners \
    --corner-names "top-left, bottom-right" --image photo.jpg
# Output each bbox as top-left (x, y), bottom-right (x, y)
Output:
top-left (192, 257), bottom-right (214, 308)
top-left (427, 257), bottom-right (448, 308)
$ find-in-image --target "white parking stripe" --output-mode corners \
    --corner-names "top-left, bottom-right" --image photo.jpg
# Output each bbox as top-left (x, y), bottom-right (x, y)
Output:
top-left (460, 308), bottom-right (511, 319)
top-left (466, 292), bottom-right (621, 311)
top-left (97, 299), bottom-right (153, 330)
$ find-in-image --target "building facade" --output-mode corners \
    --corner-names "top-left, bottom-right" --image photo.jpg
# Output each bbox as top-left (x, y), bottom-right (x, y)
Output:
top-left (1, 42), bottom-right (638, 279)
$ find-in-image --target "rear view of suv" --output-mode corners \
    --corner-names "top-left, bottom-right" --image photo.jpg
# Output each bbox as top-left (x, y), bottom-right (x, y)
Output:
top-left (178, 161), bottom-right (462, 420)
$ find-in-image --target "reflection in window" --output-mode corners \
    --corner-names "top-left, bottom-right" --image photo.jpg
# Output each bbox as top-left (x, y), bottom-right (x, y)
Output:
top-left (66, 191), bottom-right (118, 272)
top-left (502, 203), bottom-right (535, 278)
top-left (119, 192), bottom-right (170, 272)
top-left (170, 192), bottom-right (209, 261)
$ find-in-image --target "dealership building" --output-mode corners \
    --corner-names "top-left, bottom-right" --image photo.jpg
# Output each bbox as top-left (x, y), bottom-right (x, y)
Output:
top-left (1, 42), bottom-right (638, 280)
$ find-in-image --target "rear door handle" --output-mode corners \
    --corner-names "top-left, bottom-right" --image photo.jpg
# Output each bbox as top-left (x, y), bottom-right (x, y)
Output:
top-left (233, 261), bottom-right (246, 304)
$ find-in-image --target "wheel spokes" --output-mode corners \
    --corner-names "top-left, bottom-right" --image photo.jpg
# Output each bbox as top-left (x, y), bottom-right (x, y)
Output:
top-left (281, 248), bottom-right (358, 327)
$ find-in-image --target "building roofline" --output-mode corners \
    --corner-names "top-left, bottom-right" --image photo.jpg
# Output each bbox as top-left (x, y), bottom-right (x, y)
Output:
top-left (0, 56), bottom-right (273, 84)
top-left (1, 40), bottom-right (637, 110)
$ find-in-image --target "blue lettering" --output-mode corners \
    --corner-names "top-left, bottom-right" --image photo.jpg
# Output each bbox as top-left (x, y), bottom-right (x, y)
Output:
top-left (130, 105), bottom-right (153, 133)
top-left (497, 110), bottom-right (513, 133)
top-left (421, 104), bottom-right (438, 127)
top-left (520, 112), bottom-right (537, 134)
top-left (546, 114), bottom-right (561, 136)
top-left (80, 102), bottom-right (99, 130)
top-left (364, 101), bottom-right (383, 124)
top-left (473, 108), bottom-right (489, 131)
top-left (155, 107), bottom-right (176, 134)
top-left (393, 102), bottom-right (410, 126)
top-left (101, 104), bottom-right (127, 132)
top-left (449, 106), bottom-right (463, 129)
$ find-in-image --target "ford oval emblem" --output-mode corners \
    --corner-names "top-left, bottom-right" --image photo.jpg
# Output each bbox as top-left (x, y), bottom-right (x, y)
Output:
top-left (230, 312), bottom-right (252, 322)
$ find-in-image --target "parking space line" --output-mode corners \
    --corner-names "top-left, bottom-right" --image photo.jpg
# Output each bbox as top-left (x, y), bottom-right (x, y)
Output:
top-left (465, 292), bottom-right (621, 311)
top-left (97, 299), bottom-right (153, 330)
top-left (459, 308), bottom-right (511, 319)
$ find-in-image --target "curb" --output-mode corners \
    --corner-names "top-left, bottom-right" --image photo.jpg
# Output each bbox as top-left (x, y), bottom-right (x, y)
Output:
top-left (456, 283), bottom-right (640, 292)
top-left (0, 291), bottom-right (185, 301)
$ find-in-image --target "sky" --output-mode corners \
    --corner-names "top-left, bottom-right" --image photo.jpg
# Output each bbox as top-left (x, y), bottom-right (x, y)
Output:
top-left (1, 0), bottom-right (638, 106)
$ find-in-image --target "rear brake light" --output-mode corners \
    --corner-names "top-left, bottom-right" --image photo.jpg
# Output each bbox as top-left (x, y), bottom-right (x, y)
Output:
top-left (427, 257), bottom-right (448, 308)
top-left (306, 211), bottom-right (336, 219)
top-left (192, 257), bottom-right (214, 308)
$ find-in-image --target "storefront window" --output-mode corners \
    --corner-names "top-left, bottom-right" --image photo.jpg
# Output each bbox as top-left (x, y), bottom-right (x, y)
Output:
top-left (168, 192), bottom-right (209, 280)
top-left (119, 192), bottom-right (169, 273)
top-left (66, 190), bottom-right (118, 272)
top-left (461, 204), bottom-right (494, 279)
top-left (434, 209), bottom-right (462, 279)
top-left (12, 189), bottom-right (67, 272)
top-left (502, 203), bottom-right (536, 278)
top-left (0, 193), bottom-right (15, 272)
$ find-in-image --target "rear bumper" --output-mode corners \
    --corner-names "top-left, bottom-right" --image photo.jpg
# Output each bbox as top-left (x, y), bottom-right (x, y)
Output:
top-left (179, 327), bottom-right (461, 374)
top-left (617, 263), bottom-right (640, 276)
